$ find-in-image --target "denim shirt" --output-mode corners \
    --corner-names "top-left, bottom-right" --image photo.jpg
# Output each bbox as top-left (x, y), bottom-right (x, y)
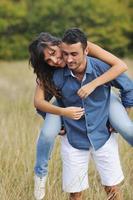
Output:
top-left (53, 56), bottom-right (133, 150)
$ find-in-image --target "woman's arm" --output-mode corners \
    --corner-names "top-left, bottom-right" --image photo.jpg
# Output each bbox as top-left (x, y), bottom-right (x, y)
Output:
top-left (78, 42), bottom-right (128, 98)
top-left (34, 84), bottom-right (84, 120)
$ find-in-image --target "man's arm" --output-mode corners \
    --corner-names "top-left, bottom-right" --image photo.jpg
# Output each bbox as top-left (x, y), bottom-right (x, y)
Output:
top-left (78, 42), bottom-right (128, 98)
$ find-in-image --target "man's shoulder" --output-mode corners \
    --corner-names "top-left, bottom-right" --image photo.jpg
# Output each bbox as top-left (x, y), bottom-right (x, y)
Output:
top-left (87, 56), bottom-right (106, 65)
top-left (87, 56), bottom-right (110, 73)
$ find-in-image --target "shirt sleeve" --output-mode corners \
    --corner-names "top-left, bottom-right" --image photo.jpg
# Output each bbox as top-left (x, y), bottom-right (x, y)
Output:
top-left (92, 58), bottom-right (133, 108)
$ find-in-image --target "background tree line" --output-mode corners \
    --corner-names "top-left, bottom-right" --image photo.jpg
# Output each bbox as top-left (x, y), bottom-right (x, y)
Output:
top-left (0, 0), bottom-right (132, 60)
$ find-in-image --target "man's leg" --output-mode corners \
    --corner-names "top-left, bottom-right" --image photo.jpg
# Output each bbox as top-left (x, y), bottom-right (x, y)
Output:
top-left (104, 185), bottom-right (122, 200)
top-left (92, 133), bottom-right (124, 200)
top-left (61, 135), bottom-right (89, 200)
top-left (70, 192), bottom-right (82, 200)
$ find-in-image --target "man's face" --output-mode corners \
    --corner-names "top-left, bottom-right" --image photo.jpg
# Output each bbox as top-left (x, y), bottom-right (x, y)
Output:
top-left (61, 42), bottom-right (87, 71)
top-left (43, 45), bottom-right (65, 68)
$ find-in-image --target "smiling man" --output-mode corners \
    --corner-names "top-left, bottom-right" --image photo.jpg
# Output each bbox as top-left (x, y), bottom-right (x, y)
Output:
top-left (53, 28), bottom-right (133, 200)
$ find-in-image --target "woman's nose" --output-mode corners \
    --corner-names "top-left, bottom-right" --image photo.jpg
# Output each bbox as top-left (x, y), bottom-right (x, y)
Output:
top-left (52, 57), bottom-right (58, 64)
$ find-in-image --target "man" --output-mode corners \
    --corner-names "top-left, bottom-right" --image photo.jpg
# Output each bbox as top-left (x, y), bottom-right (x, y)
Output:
top-left (53, 28), bottom-right (133, 200)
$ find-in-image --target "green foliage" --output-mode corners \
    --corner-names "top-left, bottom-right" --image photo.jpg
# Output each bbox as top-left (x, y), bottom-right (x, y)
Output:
top-left (0, 0), bottom-right (132, 59)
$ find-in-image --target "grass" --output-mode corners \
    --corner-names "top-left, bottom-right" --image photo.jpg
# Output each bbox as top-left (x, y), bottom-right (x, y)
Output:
top-left (0, 60), bottom-right (133, 200)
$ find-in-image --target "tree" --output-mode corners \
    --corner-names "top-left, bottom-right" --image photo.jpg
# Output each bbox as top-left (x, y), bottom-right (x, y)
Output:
top-left (0, 0), bottom-right (132, 59)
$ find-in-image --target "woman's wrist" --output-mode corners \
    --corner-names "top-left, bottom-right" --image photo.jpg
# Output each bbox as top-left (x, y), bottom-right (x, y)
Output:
top-left (59, 107), bottom-right (65, 116)
top-left (91, 79), bottom-right (100, 88)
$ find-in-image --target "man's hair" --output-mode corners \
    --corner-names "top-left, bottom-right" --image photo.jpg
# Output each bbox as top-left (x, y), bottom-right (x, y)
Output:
top-left (62, 28), bottom-right (87, 50)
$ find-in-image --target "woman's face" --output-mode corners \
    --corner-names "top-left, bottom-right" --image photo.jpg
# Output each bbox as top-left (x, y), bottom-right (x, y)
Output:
top-left (43, 45), bottom-right (65, 68)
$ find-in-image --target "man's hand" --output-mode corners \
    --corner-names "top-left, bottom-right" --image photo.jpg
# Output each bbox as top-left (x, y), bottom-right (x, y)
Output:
top-left (77, 82), bottom-right (97, 99)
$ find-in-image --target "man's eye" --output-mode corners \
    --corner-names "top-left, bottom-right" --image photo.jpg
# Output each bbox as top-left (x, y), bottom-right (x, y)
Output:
top-left (72, 53), bottom-right (77, 56)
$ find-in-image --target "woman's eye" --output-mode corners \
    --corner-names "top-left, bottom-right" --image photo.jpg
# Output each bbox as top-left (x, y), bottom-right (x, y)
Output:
top-left (51, 51), bottom-right (55, 55)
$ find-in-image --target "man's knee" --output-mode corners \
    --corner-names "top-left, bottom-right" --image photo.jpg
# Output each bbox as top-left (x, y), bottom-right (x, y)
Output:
top-left (70, 192), bottom-right (82, 200)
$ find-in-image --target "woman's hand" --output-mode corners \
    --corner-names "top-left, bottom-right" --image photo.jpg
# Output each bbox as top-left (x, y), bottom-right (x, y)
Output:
top-left (77, 81), bottom-right (97, 99)
top-left (61, 107), bottom-right (85, 120)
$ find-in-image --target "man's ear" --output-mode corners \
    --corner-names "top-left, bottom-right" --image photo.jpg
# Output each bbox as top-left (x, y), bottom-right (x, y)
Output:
top-left (84, 47), bottom-right (88, 55)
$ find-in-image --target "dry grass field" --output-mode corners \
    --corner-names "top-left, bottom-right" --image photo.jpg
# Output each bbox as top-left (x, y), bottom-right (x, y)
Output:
top-left (0, 60), bottom-right (133, 200)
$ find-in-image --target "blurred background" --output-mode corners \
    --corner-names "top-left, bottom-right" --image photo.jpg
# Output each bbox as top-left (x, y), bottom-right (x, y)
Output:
top-left (0, 0), bottom-right (133, 60)
top-left (0, 0), bottom-right (133, 200)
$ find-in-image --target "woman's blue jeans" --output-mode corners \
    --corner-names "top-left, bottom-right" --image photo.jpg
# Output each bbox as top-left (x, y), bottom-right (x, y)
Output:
top-left (34, 93), bottom-right (133, 177)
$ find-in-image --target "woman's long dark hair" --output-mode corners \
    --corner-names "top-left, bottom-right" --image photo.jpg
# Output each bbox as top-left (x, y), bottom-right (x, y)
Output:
top-left (29, 32), bottom-right (61, 98)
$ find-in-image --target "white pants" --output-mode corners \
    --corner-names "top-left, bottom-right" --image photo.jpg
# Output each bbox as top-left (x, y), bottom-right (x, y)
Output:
top-left (61, 134), bottom-right (124, 193)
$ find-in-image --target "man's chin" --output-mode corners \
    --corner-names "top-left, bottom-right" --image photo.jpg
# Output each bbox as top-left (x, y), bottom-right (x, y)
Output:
top-left (68, 65), bottom-right (76, 69)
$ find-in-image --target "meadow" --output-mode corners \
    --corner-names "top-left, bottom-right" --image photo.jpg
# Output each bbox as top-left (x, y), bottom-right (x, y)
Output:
top-left (0, 60), bottom-right (133, 200)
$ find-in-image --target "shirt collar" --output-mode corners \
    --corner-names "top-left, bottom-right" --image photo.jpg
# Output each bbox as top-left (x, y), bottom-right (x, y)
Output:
top-left (64, 56), bottom-right (93, 76)
top-left (86, 56), bottom-right (93, 74)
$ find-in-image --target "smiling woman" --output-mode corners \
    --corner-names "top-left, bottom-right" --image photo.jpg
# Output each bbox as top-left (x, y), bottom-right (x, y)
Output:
top-left (43, 45), bottom-right (65, 67)
top-left (28, 31), bottom-right (133, 200)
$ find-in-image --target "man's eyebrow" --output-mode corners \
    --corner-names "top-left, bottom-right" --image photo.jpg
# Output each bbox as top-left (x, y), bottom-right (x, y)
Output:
top-left (62, 50), bottom-right (77, 54)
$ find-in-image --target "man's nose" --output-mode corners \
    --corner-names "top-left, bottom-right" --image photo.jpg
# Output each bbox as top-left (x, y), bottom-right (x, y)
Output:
top-left (67, 55), bottom-right (73, 63)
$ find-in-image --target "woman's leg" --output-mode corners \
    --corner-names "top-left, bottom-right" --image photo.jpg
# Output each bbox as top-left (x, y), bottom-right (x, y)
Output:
top-left (34, 100), bottom-right (62, 200)
top-left (34, 112), bottom-right (62, 177)
top-left (109, 92), bottom-right (133, 146)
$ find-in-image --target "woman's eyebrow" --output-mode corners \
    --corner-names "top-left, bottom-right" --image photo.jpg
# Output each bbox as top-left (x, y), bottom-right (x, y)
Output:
top-left (48, 47), bottom-right (55, 52)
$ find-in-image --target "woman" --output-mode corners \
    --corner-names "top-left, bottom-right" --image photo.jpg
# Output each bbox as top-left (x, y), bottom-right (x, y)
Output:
top-left (29, 32), bottom-right (133, 200)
